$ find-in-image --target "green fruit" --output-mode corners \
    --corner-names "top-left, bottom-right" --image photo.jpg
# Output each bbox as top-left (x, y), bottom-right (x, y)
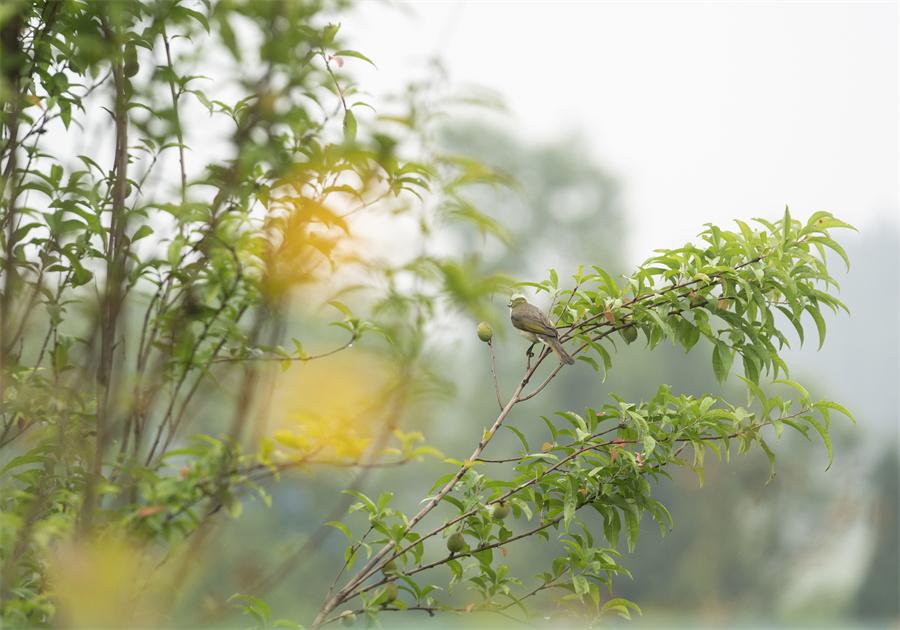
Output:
top-left (382, 582), bottom-right (398, 604)
top-left (476, 321), bottom-right (493, 342)
top-left (124, 44), bottom-right (138, 77)
top-left (382, 559), bottom-right (397, 575)
top-left (339, 611), bottom-right (356, 627)
top-left (446, 532), bottom-right (465, 553)
top-left (491, 502), bottom-right (510, 520)
top-left (619, 326), bottom-right (638, 344)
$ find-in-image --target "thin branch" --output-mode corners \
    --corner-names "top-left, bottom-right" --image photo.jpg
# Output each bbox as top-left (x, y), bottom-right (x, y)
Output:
top-left (320, 51), bottom-right (348, 112)
top-left (553, 280), bottom-right (581, 325)
top-left (516, 359), bottom-right (567, 403)
top-left (476, 424), bottom-right (624, 464)
top-left (322, 603), bottom-right (538, 628)
top-left (312, 351), bottom-right (551, 626)
top-left (487, 339), bottom-right (503, 411)
top-left (161, 25), bottom-right (187, 202)
top-left (210, 333), bottom-right (357, 364)
top-left (355, 517), bottom-right (564, 602)
top-left (560, 254), bottom-right (766, 342)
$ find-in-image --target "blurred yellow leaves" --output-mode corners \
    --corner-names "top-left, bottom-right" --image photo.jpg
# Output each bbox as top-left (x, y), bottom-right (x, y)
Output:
top-left (260, 191), bottom-right (361, 302)
top-left (267, 352), bottom-right (392, 463)
top-left (47, 537), bottom-right (169, 628)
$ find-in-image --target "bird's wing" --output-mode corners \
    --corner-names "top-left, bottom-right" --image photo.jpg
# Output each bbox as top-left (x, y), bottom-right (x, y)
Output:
top-left (511, 304), bottom-right (558, 337)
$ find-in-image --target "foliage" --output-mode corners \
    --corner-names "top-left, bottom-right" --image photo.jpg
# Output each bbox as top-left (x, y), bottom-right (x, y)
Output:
top-left (0, 0), bottom-right (507, 626)
top-left (0, 0), bottom-right (854, 628)
top-left (312, 210), bottom-right (855, 626)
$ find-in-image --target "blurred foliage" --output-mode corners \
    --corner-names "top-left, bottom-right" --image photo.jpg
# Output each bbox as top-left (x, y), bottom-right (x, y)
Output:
top-left (0, 0), bottom-right (509, 626)
top-left (438, 123), bottom-right (624, 282)
top-left (0, 0), bottom-right (862, 628)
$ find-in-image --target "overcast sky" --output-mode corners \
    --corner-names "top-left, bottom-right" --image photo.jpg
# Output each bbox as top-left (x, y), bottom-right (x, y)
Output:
top-left (344, 1), bottom-right (898, 263)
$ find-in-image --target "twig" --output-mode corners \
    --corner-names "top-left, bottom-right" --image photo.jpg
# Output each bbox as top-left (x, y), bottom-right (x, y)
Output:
top-left (476, 424), bottom-right (623, 464)
top-left (312, 351), bottom-right (550, 626)
top-left (161, 25), bottom-right (187, 202)
top-left (210, 333), bottom-right (357, 364)
top-left (487, 340), bottom-right (503, 411)
top-left (560, 254), bottom-right (766, 342)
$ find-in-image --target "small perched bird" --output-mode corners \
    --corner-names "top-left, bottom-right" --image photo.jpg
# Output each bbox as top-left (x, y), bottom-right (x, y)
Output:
top-left (508, 295), bottom-right (575, 365)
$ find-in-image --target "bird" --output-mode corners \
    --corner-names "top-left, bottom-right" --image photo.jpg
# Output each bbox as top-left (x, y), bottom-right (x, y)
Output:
top-left (508, 295), bottom-right (575, 365)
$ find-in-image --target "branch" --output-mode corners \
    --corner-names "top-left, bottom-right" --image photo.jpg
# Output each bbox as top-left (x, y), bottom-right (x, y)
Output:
top-left (487, 340), bottom-right (503, 411)
top-left (210, 333), bottom-right (358, 364)
top-left (321, 601), bottom-right (538, 628)
top-left (559, 254), bottom-right (767, 342)
top-left (337, 409), bottom-right (807, 608)
top-left (161, 25), bottom-right (187, 202)
top-left (476, 424), bottom-right (623, 464)
top-left (312, 351), bottom-right (551, 626)
top-left (354, 517), bottom-right (564, 602)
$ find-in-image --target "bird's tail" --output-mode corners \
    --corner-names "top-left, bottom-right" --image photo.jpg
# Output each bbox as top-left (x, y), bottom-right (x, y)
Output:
top-left (545, 336), bottom-right (575, 365)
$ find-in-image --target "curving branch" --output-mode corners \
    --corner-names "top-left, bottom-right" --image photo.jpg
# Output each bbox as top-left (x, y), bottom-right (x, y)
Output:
top-left (312, 349), bottom-right (553, 626)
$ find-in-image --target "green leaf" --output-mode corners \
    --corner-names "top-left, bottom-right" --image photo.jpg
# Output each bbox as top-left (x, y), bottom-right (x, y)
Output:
top-left (563, 478), bottom-right (577, 531)
top-left (623, 507), bottom-right (639, 553)
top-left (805, 304), bottom-right (827, 350)
top-left (806, 415), bottom-right (833, 470)
top-left (602, 597), bottom-right (642, 620)
top-left (326, 520), bottom-right (353, 542)
top-left (758, 437), bottom-right (777, 484)
top-left (504, 425), bottom-right (530, 451)
top-left (343, 110), bottom-right (357, 143)
top-left (334, 49), bottom-right (377, 67)
top-left (572, 574), bottom-right (590, 597)
top-left (712, 341), bottom-right (733, 383)
top-left (342, 489), bottom-right (376, 514)
top-left (816, 400), bottom-right (856, 425)
top-left (229, 594), bottom-right (270, 626)
top-left (131, 225), bottom-right (154, 242)
top-left (1, 453), bottom-right (50, 476)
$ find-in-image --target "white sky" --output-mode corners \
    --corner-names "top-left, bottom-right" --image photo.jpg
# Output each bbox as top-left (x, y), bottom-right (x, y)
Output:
top-left (344, 1), bottom-right (898, 263)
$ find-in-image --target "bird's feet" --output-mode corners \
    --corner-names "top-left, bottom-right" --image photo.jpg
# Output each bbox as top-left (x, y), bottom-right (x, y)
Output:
top-left (526, 343), bottom-right (535, 358)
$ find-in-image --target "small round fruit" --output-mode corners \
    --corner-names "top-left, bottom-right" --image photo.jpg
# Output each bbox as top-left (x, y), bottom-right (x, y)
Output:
top-left (446, 532), bottom-right (466, 553)
top-left (491, 502), bottom-right (510, 520)
top-left (382, 559), bottom-right (397, 575)
top-left (476, 321), bottom-right (493, 342)
top-left (619, 326), bottom-right (638, 344)
top-left (339, 611), bottom-right (356, 627)
top-left (382, 582), bottom-right (398, 604)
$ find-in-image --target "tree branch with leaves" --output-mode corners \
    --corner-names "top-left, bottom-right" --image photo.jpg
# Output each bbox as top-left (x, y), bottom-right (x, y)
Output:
top-left (311, 211), bottom-right (854, 627)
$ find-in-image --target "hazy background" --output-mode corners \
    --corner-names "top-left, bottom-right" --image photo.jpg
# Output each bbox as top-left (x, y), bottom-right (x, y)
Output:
top-left (344, 1), bottom-right (897, 262)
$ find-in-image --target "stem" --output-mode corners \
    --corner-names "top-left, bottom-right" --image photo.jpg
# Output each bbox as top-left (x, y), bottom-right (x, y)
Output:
top-left (487, 339), bottom-right (503, 411)
top-left (82, 25), bottom-right (130, 534)
top-left (161, 25), bottom-right (187, 202)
